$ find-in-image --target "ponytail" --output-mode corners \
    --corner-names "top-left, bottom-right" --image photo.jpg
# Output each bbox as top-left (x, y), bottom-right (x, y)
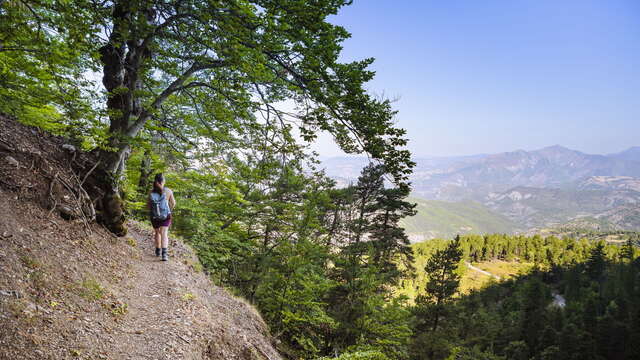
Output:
top-left (152, 173), bottom-right (165, 195)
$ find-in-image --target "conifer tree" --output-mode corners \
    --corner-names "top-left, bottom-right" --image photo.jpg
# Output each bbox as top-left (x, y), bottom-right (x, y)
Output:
top-left (621, 238), bottom-right (635, 263)
top-left (586, 242), bottom-right (607, 281)
top-left (422, 236), bottom-right (464, 331)
top-left (327, 164), bottom-right (415, 357)
top-left (520, 276), bottom-right (549, 356)
top-left (410, 236), bottom-right (463, 359)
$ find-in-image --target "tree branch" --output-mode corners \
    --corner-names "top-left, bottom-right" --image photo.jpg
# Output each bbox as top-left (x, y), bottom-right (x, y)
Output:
top-left (125, 60), bottom-right (228, 138)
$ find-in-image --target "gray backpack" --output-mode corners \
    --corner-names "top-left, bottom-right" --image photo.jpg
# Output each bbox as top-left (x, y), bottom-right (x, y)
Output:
top-left (150, 192), bottom-right (170, 221)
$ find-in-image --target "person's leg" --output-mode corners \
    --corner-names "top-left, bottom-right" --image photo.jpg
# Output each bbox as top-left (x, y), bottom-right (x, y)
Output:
top-left (154, 228), bottom-right (161, 256)
top-left (160, 226), bottom-right (169, 261)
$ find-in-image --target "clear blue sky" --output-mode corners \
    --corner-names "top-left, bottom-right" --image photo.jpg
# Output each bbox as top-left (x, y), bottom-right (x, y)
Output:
top-left (314, 0), bottom-right (640, 157)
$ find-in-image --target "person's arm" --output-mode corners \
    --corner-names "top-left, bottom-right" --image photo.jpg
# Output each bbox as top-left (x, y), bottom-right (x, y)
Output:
top-left (168, 189), bottom-right (176, 210)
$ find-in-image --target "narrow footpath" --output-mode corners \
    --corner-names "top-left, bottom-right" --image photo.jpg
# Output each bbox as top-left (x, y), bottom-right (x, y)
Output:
top-left (101, 223), bottom-right (282, 360)
top-left (465, 262), bottom-right (501, 280)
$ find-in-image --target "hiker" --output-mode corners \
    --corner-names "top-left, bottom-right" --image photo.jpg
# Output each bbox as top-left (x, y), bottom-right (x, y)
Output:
top-left (148, 173), bottom-right (176, 261)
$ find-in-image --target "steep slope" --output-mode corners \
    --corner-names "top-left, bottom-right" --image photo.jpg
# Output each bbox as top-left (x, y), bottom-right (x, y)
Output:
top-left (400, 198), bottom-right (518, 241)
top-left (0, 116), bottom-right (281, 360)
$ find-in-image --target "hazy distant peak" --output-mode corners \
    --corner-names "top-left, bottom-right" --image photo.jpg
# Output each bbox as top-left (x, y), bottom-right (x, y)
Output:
top-left (609, 146), bottom-right (640, 162)
top-left (535, 144), bottom-right (577, 154)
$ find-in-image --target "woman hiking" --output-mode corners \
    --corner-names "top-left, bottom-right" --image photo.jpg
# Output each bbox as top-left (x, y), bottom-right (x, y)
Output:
top-left (148, 173), bottom-right (176, 261)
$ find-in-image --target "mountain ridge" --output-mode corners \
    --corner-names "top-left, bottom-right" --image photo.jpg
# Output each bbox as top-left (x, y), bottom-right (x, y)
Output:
top-left (321, 145), bottom-right (640, 234)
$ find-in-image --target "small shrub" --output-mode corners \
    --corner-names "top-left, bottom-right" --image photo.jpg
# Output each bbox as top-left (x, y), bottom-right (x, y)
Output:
top-left (108, 301), bottom-right (128, 316)
top-left (20, 255), bottom-right (41, 269)
top-left (185, 260), bottom-right (203, 273)
top-left (78, 278), bottom-right (105, 301)
top-left (29, 269), bottom-right (47, 290)
top-left (125, 237), bottom-right (137, 247)
top-left (6, 299), bottom-right (27, 317)
top-left (316, 350), bottom-right (389, 360)
top-left (182, 292), bottom-right (195, 301)
top-left (70, 349), bottom-right (82, 357)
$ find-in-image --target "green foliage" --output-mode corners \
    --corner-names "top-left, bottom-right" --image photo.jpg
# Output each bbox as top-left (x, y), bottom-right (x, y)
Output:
top-left (585, 241), bottom-right (607, 281)
top-left (254, 238), bottom-right (336, 357)
top-left (402, 232), bottom-right (639, 360)
top-left (316, 350), bottom-right (389, 360)
top-left (410, 237), bottom-right (463, 359)
top-left (146, 159), bottom-right (416, 359)
top-left (401, 198), bottom-right (517, 240)
top-left (423, 236), bottom-right (463, 307)
top-left (78, 278), bottom-right (105, 301)
top-left (0, 0), bottom-right (100, 141)
top-left (445, 346), bottom-right (504, 360)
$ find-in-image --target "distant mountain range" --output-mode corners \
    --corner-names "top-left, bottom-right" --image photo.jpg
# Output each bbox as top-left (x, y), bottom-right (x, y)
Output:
top-left (321, 146), bottom-right (640, 239)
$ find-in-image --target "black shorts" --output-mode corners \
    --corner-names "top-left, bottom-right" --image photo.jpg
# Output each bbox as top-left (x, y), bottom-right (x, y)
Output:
top-left (151, 214), bottom-right (172, 229)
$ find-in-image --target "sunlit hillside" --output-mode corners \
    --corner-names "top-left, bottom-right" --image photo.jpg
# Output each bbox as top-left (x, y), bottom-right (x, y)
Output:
top-left (400, 197), bottom-right (519, 241)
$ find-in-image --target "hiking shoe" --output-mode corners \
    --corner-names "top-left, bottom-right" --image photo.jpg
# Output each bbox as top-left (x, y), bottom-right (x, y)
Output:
top-left (161, 248), bottom-right (168, 261)
top-left (155, 248), bottom-right (161, 257)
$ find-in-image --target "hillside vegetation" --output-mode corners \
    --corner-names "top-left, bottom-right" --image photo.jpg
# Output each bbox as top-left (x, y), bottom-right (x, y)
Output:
top-left (400, 198), bottom-right (518, 241)
top-left (1, 0), bottom-right (417, 356)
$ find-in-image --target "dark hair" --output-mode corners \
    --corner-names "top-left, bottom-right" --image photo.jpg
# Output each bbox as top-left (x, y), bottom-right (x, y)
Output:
top-left (152, 173), bottom-right (165, 194)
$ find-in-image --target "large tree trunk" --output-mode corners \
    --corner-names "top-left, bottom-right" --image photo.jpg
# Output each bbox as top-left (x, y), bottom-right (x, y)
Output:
top-left (95, 1), bottom-right (208, 234)
top-left (95, 1), bottom-right (153, 235)
top-left (137, 148), bottom-right (152, 194)
top-left (97, 141), bottom-right (130, 236)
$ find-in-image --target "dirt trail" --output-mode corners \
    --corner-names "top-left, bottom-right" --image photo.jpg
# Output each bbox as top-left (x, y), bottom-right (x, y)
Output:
top-left (0, 192), bottom-right (281, 360)
top-left (107, 225), bottom-right (210, 359)
top-left (97, 223), bottom-right (282, 360)
top-left (465, 262), bottom-right (501, 280)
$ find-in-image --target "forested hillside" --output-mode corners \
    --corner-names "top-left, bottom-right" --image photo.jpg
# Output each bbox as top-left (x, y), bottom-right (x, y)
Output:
top-left (404, 234), bottom-right (640, 359)
top-left (0, 116), bottom-right (282, 359)
top-left (400, 198), bottom-right (518, 241)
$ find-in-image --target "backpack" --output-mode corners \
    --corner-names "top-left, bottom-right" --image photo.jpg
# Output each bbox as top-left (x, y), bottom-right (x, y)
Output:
top-left (150, 191), bottom-right (170, 221)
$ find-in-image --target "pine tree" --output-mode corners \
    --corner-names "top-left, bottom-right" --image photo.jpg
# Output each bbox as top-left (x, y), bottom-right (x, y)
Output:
top-left (585, 242), bottom-right (607, 281)
top-left (422, 236), bottom-right (464, 331)
top-left (367, 180), bottom-right (416, 285)
top-left (620, 238), bottom-right (635, 263)
top-left (327, 164), bottom-right (415, 357)
top-left (410, 236), bottom-right (463, 359)
top-left (520, 276), bottom-right (549, 356)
